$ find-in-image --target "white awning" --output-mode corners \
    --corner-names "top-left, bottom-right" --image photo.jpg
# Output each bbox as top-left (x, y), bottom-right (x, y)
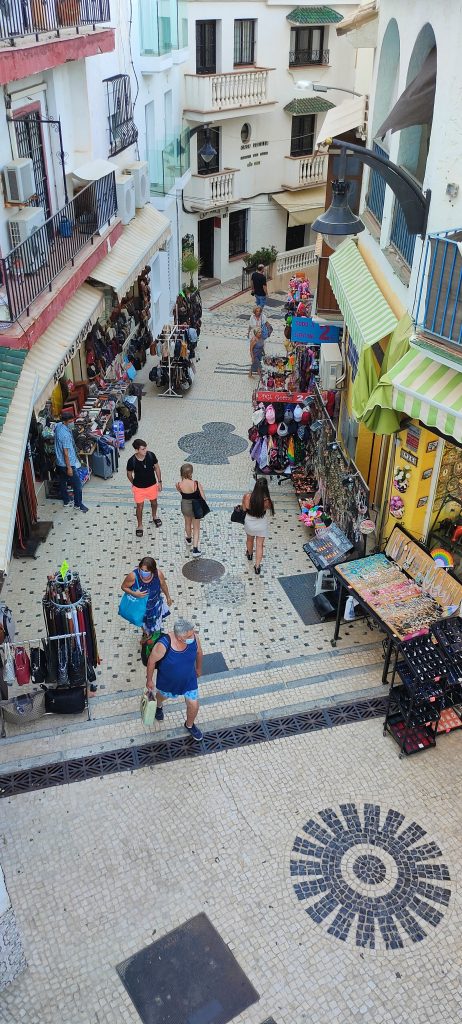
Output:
top-left (89, 205), bottom-right (171, 300)
top-left (272, 186), bottom-right (326, 227)
top-left (316, 95), bottom-right (368, 147)
top-left (25, 283), bottom-right (105, 410)
top-left (0, 368), bottom-right (38, 576)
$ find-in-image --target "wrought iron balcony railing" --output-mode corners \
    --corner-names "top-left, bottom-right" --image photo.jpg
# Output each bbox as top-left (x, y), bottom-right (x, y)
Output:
top-left (0, 0), bottom-right (111, 45)
top-left (416, 228), bottom-right (462, 347)
top-left (289, 48), bottom-right (329, 66)
top-left (1, 171), bottom-right (117, 322)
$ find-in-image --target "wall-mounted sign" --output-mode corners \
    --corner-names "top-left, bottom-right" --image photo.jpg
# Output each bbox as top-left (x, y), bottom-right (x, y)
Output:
top-left (417, 495), bottom-right (429, 508)
top-left (422, 468), bottom-right (433, 480)
top-left (291, 317), bottom-right (341, 345)
top-left (400, 449), bottom-right (418, 467)
top-left (427, 440), bottom-right (438, 452)
top-left (406, 425), bottom-right (421, 452)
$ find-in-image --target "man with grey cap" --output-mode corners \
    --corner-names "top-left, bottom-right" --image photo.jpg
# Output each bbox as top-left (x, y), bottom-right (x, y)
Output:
top-left (146, 617), bottom-right (204, 741)
top-left (54, 410), bottom-right (89, 513)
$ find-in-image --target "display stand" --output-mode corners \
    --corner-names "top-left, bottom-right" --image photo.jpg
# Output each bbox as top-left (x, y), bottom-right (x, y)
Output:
top-left (158, 325), bottom-right (183, 399)
top-left (0, 629), bottom-right (90, 736)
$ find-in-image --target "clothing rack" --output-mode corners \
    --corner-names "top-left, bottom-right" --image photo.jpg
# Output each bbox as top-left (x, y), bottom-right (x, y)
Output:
top-left (158, 315), bottom-right (184, 399)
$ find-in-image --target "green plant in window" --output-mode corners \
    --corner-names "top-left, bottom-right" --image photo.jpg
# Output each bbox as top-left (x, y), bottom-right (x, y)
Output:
top-left (243, 245), bottom-right (278, 268)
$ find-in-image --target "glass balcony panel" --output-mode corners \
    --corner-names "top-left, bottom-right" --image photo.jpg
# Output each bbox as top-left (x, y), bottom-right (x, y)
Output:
top-left (148, 129), bottom-right (190, 195)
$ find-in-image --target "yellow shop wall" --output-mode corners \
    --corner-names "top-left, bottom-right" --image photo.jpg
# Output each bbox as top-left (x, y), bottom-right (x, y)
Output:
top-left (382, 423), bottom-right (440, 542)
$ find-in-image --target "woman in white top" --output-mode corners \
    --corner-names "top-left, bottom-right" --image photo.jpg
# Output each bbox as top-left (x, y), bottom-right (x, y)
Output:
top-left (242, 478), bottom-right (275, 575)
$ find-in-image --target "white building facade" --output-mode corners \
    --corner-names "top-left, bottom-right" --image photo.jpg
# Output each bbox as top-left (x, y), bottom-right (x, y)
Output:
top-left (180, 0), bottom-right (362, 284)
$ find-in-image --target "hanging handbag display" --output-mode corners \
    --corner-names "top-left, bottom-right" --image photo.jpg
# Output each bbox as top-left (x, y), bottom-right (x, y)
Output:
top-left (231, 505), bottom-right (246, 525)
top-left (140, 689), bottom-right (157, 726)
top-left (68, 643), bottom-right (86, 685)
top-left (30, 645), bottom-right (47, 686)
top-left (44, 685), bottom-right (86, 715)
top-left (1, 643), bottom-right (16, 687)
top-left (14, 646), bottom-right (30, 686)
top-left (118, 591), bottom-right (148, 627)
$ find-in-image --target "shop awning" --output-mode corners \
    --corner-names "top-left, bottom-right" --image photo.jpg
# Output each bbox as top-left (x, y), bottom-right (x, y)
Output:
top-left (353, 313), bottom-right (413, 432)
top-left (388, 345), bottom-right (462, 442)
top-left (327, 239), bottom-right (398, 355)
top-left (0, 349), bottom-right (27, 436)
top-left (316, 95), bottom-right (367, 147)
top-left (284, 97), bottom-right (334, 115)
top-left (25, 283), bottom-right (105, 411)
top-left (287, 7), bottom-right (343, 25)
top-left (89, 205), bottom-right (171, 300)
top-left (336, 1), bottom-right (378, 44)
top-left (272, 186), bottom-right (326, 226)
top-left (0, 368), bottom-right (38, 576)
top-left (377, 47), bottom-right (437, 138)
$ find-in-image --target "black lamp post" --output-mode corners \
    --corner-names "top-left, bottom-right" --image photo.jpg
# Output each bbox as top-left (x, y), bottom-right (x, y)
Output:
top-left (187, 123), bottom-right (217, 165)
top-left (312, 137), bottom-right (431, 250)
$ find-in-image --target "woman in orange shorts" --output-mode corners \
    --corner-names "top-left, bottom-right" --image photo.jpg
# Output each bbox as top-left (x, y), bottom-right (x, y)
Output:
top-left (126, 438), bottom-right (163, 537)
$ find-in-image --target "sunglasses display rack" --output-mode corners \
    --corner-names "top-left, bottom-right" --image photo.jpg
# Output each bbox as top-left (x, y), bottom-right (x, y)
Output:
top-left (384, 629), bottom-right (462, 757)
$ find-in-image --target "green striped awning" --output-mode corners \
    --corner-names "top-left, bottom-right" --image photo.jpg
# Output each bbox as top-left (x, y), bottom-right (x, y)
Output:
top-left (284, 97), bottom-right (334, 114)
top-left (327, 238), bottom-right (398, 355)
top-left (0, 348), bottom-right (27, 437)
top-left (287, 7), bottom-right (343, 25)
top-left (388, 344), bottom-right (462, 443)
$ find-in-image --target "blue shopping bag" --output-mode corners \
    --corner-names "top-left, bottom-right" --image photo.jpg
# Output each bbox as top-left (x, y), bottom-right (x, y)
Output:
top-left (118, 591), bottom-right (148, 627)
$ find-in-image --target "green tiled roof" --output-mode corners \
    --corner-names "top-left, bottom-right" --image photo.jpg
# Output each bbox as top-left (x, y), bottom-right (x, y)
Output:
top-left (284, 97), bottom-right (335, 114)
top-left (287, 6), bottom-right (343, 25)
top-left (0, 348), bottom-right (27, 436)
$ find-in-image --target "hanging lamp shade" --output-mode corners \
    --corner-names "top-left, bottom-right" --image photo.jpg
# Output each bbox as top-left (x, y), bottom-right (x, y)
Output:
top-left (312, 180), bottom-right (364, 249)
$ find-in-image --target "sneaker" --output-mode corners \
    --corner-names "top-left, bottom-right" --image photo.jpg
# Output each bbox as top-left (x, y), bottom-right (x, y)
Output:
top-left (155, 706), bottom-right (164, 722)
top-left (62, 500), bottom-right (71, 507)
top-left (77, 504), bottom-right (89, 513)
top-left (192, 547), bottom-right (202, 557)
top-left (184, 721), bottom-right (203, 742)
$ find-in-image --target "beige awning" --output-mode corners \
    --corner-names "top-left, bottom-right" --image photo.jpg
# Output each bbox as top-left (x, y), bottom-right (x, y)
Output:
top-left (26, 283), bottom-right (105, 410)
top-left (336, 1), bottom-right (378, 46)
top-left (316, 95), bottom-right (368, 147)
top-left (89, 205), bottom-right (171, 300)
top-left (0, 368), bottom-right (38, 576)
top-left (272, 186), bottom-right (326, 227)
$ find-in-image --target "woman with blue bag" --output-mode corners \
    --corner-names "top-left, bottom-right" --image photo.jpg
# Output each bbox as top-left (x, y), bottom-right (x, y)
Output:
top-left (120, 557), bottom-right (172, 638)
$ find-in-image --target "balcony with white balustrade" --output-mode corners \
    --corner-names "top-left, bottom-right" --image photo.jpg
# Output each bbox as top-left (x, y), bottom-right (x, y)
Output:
top-left (183, 169), bottom-right (238, 211)
top-left (282, 153), bottom-right (328, 190)
top-left (183, 68), bottom-right (275, 121)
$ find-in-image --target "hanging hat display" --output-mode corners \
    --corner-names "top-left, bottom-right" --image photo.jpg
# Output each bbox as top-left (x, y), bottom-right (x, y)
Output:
top-left (301, 409), bottom-right (311, 424)
top-left (268, 422), bottom-right (278, 435)
top-left (287, 437), bottom-right (295, 463)
top-left (277, 422), bottom-right (288, 437)
top-left (293, 404), bottom-right (303, 423)
top-left (252, 406), bottom-right (265, 425)
top-left (266, 404), bottom-right (275, 424)
top-left (284, 406), bottom-right (294, 424)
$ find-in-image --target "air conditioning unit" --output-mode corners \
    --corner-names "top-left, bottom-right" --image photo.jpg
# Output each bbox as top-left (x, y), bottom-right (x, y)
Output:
top-left (124, 161), bottom-right (148, 208)
top-left (8, 207), bottom-right (48, 273)
top-left (3, 158), bottom-right (36, 203)
top-left (115, 174), bottom-right (136, 225)
top-left (319, 342), bottom-right (343, 390)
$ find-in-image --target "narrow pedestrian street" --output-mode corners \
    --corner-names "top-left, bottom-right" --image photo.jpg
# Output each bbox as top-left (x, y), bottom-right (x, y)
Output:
top-left (2, 286), bottom-right (462, 1024)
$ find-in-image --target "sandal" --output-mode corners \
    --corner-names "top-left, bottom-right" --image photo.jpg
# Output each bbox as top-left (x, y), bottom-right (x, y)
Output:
top-left (136, 528), bottom-right (143, 537)
top-left (245, 549), bottom-right (253, 561)
top-left (254, 565), bottom-right (261, 575)
top-left (153, 518), bottom-right (162, 527)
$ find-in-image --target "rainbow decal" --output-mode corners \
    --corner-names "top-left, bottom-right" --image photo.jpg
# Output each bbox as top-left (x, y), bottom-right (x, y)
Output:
top-left (431, 547), bottom-right (455, 568)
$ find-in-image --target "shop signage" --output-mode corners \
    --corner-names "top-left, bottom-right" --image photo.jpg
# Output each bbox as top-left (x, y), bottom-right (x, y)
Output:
top-left (401, 449), bottom-right (418, 467)
top-left (422, 468), bottom-right (433, 480)
top-left (53, 316), bottom-right (95, 383)
top-left (417, 496), bottom-right (429, 507)
top-left (427, 440), bottom-right (438, 452)
top-left (255, 390), bottom-right (310, 404)
top-left (406, 425), bottom-right (421, 451)
top-left (291, 317), bottom-right (341, 345)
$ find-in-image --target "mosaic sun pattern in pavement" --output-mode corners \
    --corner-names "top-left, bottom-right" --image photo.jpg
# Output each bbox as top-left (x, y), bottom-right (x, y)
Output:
top-left (290, 802), bottom-right (451, 949)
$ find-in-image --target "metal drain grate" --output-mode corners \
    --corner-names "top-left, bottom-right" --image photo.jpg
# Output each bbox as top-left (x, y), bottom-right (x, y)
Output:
top-left (0, 695), bottom-right (389, 798)
top-left (182, 558), bottom-right (226, 582)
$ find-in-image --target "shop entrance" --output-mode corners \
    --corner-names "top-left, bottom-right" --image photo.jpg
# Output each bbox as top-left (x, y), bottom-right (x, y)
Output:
top-left (198, 218), bottom-right (214, 278)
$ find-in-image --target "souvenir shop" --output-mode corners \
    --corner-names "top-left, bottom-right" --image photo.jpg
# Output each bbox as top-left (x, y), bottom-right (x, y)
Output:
top-left (0, 565), bottom-right (98, 732)
top-left (330, 524), bottom-right (462, 758)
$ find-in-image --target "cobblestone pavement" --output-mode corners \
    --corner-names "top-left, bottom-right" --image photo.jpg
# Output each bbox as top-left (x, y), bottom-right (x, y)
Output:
top-left (0, 279), bottom-right (378, 770)
top-left (5, 283), bottom-right (459, 1023)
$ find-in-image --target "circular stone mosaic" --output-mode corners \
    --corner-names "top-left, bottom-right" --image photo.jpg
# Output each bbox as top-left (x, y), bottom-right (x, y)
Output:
top-left (178, 422), bottom-right (248, 465)
top-left (182, 558), bottom-right (226, 583)
top-left (290, 802), bottom-right (451, 950)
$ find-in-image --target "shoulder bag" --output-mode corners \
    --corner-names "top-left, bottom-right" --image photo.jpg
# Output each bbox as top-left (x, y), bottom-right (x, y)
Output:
top-left (119, 571), bottom-right (148, 627)
top-left (192, 483), bottom-right (210, 520)
top-left (1, 643), bottom-right (16, 686)
top-left (14, 646), bottom-right (30, 686)
top-left (231, 505), bottom-right (246, 525)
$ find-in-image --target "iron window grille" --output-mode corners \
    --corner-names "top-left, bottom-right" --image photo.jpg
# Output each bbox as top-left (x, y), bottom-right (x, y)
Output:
top-left (229, 209), bottom-right (247, 258)
top-left (104, 74), bottom-right (138, 156)
top-left (289, 26), bottom-right (327, 65)
top-left (234, 20), bottom-right (255, 66)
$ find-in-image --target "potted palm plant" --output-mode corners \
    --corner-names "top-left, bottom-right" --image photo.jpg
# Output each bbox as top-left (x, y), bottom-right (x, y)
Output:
top-left (181, 252), bottom-right (202, 291)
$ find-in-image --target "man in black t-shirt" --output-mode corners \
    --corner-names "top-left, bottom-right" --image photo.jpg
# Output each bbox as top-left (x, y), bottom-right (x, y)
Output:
top-left (126, 438), bottom-right (163, 537)
top-left (250, 263), bottom-right (268, 307)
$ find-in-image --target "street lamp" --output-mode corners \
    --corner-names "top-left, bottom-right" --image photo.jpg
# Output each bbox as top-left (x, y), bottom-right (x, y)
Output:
top-left (293, 80), bottom-right (362, 98)
top-left (312, 137), bottom-right (431, 250)
top-left (187, 123), bottom-right (217, 164)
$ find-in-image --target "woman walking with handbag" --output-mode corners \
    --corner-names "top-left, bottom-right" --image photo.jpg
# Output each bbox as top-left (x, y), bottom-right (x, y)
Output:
top-left (121, 557), bottom-right (172, 639)
top-left (242, 478), bottom-right (275, 575)
top-left (175, 463), bottom-right (208, 557)
top-left (248, 306), bottom-right (271, 379)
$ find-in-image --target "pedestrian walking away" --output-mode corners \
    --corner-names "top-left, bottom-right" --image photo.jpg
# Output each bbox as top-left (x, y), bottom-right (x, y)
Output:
top-left (126, 438), bottom-right (163, 536)
top-left (54, 410), bottom-right (89, 513)
top-left (175, 463), bottom-right (207, 556)
top-left (248, 325), bottom-right (265, 378)
top-left (121, 556), bottom-right (172, 640)
top-left (242, 478), bottom-right (275, 574)
top-left (146, 617), bottom-right (204, 741)
top-left (251, 263), bottom-right (268, 307)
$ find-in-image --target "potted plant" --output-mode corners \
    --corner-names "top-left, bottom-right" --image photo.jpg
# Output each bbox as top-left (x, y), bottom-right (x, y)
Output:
top-left (243, 245), bottom-right (278, 276)
top-left (181, 251), bottom-right (202, 290)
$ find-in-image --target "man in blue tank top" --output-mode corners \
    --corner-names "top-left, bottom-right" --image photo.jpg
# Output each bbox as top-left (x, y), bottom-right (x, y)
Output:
top-left (146, 617), bottom-right (203, 741)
